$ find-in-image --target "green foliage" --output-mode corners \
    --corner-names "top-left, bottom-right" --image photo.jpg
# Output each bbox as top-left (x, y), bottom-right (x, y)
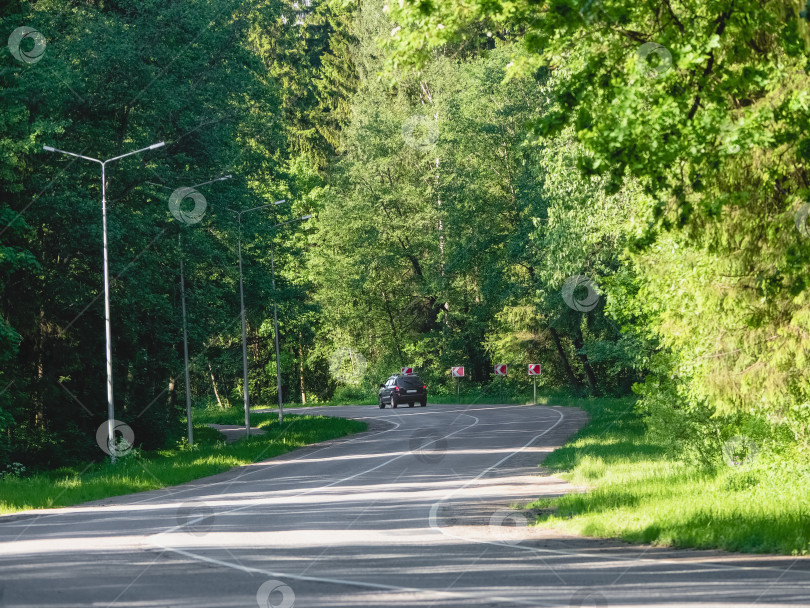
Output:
top-left (4, 0), bottom-right (810, 501)
top-left (530, 396), bottom-right (810, 555)
top-left (0, 0), bottom-right (303, 471)
top-left (384, 0), bottom-right (810, 456)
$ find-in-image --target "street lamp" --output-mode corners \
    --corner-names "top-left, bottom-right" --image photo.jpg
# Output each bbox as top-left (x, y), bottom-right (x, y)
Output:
top-left (228, 201), bottom-right (287, 436)
top-left (149, 175), bottom-right (233, 445)
top-left (43, 141), bottom-right (165, 462)
top-left (268, 214), bottom-right (312, 424)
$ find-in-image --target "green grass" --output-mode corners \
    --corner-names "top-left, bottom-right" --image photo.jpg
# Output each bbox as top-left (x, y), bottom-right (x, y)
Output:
top-left (427, 386), bottom-right (590, 406)
top-left (0, 413), bottom-right (366, 515)
top-left (526, 397), bottom-right (810, 555)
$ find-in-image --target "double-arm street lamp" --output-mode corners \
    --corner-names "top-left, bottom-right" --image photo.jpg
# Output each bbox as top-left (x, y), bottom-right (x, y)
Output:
top-left (148, 175), bottom-right (233, 445)
top-left (228, 204), bottom-right (310, 432)
top-left (43, 142), bottom-right (165, 461)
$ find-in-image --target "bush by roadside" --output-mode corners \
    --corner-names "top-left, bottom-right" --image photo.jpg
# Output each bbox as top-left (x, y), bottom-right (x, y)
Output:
top-left (527, 397), bottom-right (810, 555)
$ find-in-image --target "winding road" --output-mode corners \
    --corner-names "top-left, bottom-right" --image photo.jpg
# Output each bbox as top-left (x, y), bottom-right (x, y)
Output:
top-left (1, 403), bottom-right (808, 607)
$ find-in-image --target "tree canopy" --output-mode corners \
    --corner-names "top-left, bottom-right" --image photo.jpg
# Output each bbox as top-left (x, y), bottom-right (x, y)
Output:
top-left (2, 0), bottom-right (809, 470)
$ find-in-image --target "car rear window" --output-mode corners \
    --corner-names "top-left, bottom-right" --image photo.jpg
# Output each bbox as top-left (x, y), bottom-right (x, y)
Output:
top-left (397, 376), bottom-right (423, 388)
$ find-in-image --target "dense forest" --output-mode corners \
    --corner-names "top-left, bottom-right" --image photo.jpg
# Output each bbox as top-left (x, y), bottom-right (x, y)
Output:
top-left (2, 0), bottom-right (809, 471)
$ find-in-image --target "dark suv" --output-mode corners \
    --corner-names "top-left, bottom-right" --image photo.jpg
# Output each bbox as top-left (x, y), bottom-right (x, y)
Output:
top-left (378, 374), bottom-right (427, 408)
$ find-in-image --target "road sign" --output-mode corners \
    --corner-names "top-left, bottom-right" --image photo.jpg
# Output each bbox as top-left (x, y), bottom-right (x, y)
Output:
top-left (494, 364), bottom-right (507, 376)
top-left (528, 364), bottom-right (542, 376)
top-left (401, 367), bottom-right (414, 375)
top-left (451, 366), bottom-right (464, 377)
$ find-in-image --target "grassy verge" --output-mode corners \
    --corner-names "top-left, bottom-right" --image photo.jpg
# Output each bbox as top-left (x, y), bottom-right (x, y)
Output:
top-left (427, 387), bottom-right (591, 406)
top-left (526, 397), bottom-right (810, 555)
top-left (0, 413), bottom-right (366, 515)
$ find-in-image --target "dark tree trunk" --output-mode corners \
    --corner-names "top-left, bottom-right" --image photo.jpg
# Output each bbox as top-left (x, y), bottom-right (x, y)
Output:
top-left (381, 291), bottom-right (404, 363)
top-left (549, 326), bottom-right (580, 389)
top-left (572, 329), bottom-right (598, 393)
top-left (298, 332), bottom-right (306, 405)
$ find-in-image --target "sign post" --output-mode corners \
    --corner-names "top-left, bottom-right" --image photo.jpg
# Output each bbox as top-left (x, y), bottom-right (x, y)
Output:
top-left (528, 364), bottom-right (542, 405)
top-left (451, 366), bottom-right (464, 399)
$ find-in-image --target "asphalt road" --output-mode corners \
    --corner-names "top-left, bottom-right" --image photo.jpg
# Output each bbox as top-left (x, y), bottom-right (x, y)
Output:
top-left (1, 403), bottom-right (809, 608)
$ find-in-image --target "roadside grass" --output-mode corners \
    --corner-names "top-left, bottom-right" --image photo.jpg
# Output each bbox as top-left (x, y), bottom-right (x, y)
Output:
top-left (526, 397), bottom-right (810, 555)
top-left (428, 387), bottom-right (588, 406)
top-left (0, 414), bottom-right (366, 515)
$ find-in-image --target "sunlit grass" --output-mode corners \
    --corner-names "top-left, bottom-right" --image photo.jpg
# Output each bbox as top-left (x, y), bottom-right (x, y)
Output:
top-left (0, 413), bottom-right (365, 515)
top-left (527, 397), bottom-right (810, 555)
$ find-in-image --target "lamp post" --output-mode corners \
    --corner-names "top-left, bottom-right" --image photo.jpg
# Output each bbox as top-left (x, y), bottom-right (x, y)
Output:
top-left (228, 201), bottom-right (287, 436)
top-left (268, 214), bottom-right (312, 423)
top-left (43, 141), bottom-right (165, 462)
top-left (149, 175), bottom-right (233, 445)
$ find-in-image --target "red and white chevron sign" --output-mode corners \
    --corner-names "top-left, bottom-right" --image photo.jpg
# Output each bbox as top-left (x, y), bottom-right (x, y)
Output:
top-left (451, 366), bottom-right (464, 377)
top-left (401, 367), bottom-right (414, 375)
top-left (494, 364), bottom-right (507, 376)
top-left (528, 363), bottom-right (542, 376)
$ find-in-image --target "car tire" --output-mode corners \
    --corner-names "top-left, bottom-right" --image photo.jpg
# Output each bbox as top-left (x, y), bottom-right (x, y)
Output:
top-left (408, 402), bottom-right (414, 408)
top-left (379, 400), bottom-right (385, 409)
top-left (391, 396), bottom-right (397, 409)
top-left (421, 402), bottom-right (427, 407)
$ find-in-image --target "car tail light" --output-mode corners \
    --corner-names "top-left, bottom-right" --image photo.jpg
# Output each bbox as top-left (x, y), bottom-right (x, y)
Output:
top-left (423, 385), bottom-right (427, 389)
top-left (394, 386), bottom-right (399, 391)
